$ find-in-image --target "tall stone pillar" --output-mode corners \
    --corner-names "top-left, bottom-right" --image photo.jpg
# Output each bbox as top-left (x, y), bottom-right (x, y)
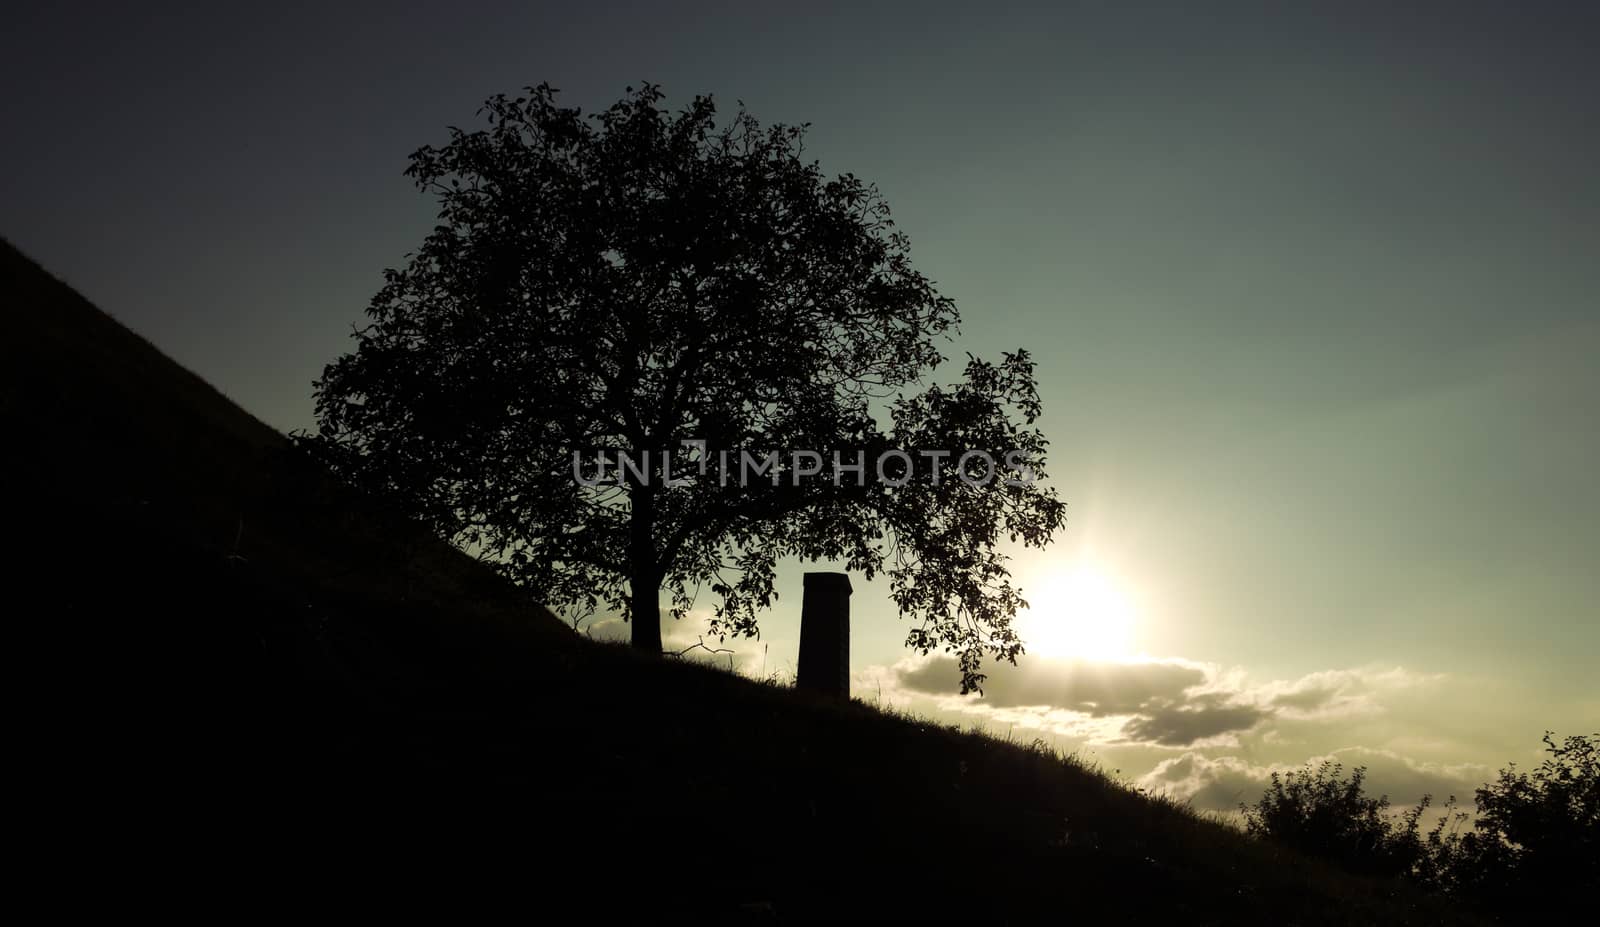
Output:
top-left (797, 572), bottom-right (851, 698)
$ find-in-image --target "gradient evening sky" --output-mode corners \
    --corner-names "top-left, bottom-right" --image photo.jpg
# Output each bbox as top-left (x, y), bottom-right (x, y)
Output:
top-left (5, 1), bottom-right (1596, 806)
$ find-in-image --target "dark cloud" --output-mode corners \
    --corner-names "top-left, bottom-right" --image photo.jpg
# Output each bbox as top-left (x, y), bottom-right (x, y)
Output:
top-left (891, 654), bottom-right (1464, 808)
top-left (892, 657), bottom-right (1431, 748)
top-left (1120, 694), bottom-right (1271, 747)
top-left (1329, 748), bottom-right (1490, 806)
top-left (894, 655), bottom-right (1270, 746)
top-left (897, 655), bottom-right (1205, 714)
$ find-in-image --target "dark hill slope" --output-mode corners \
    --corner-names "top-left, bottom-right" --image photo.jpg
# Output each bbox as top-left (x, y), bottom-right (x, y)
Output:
top-left (2, 240), bottom-right (1474, 924)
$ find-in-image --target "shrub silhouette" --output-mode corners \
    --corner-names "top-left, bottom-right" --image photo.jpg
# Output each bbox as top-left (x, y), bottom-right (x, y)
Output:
top-left (1423, 732), bottom-right (1598, 916)
top-left (1242, 761), bottom-right (1428, 879)
top-left (1245, 733), bottom-right (1599, 921)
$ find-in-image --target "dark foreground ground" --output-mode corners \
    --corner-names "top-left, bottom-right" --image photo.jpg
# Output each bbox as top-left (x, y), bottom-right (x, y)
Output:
top-left (3, 239), bottom-right (1480, 924)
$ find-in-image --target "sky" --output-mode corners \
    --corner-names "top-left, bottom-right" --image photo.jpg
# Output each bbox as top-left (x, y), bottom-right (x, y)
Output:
top-left (4, 1), bottom-right (1596, 811)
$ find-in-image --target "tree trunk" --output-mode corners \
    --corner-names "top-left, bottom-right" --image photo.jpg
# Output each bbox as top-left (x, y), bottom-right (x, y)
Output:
top-left (630, 575), bottom-right (663, 653)
top-left (628, 468), bottom-right (661, 653)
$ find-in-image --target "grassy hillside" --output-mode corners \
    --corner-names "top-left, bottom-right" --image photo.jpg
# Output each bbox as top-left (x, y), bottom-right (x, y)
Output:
top-left (3, 239), bottom-right (1477, 923)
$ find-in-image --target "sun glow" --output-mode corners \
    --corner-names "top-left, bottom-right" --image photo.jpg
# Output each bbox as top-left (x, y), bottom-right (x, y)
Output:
top-left (1016, 566), bottom-right (1138, 661)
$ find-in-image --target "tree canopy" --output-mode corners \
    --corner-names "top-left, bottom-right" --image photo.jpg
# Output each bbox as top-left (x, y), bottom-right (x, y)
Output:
top-left (306, 83), bottom-right (1066, 693)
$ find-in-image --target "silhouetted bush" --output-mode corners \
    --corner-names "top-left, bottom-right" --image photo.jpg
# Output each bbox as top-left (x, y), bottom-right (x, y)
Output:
top-left (1242, 761), bottom-right (1429, 879)
top-left (1245, 732), bottom-right (1599, 922)
top-left (1422, 732), bottom-right (1598, 917)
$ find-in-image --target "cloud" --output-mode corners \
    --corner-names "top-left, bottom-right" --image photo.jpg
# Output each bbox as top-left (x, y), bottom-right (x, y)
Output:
top-left (1121, 693), bottom-right (1272, 747)
top-left (1136, 754), bottom-right (1273, 812)
top-left (889, 654), bottom-right (1440, 748)
top-left (1138, 748), bottom-right (1492, 813)
top-left (893, 654), bottom-right (1261, 747)
top-left (897, 655), bottom-right (1206, 714)
top-left (1257, 667), bottom-right (1441, 721)
top-left (1327, 747), bottom-right (1492, 806)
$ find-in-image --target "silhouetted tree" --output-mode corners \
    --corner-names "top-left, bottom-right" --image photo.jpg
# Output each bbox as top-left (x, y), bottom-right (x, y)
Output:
top-left (1244, 733), bottom-right (1599, 921)
top-left (1424, 732), bottom-right (1598, 916)
top-left (1241, 761), bottom-right (1427, 879)
top-left (305, 83), bottom-right (1065, 692)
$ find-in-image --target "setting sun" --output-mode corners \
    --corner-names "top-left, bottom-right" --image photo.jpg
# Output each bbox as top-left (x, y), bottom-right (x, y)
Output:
top-left (1016, 566), bottom-right (1137, 661)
